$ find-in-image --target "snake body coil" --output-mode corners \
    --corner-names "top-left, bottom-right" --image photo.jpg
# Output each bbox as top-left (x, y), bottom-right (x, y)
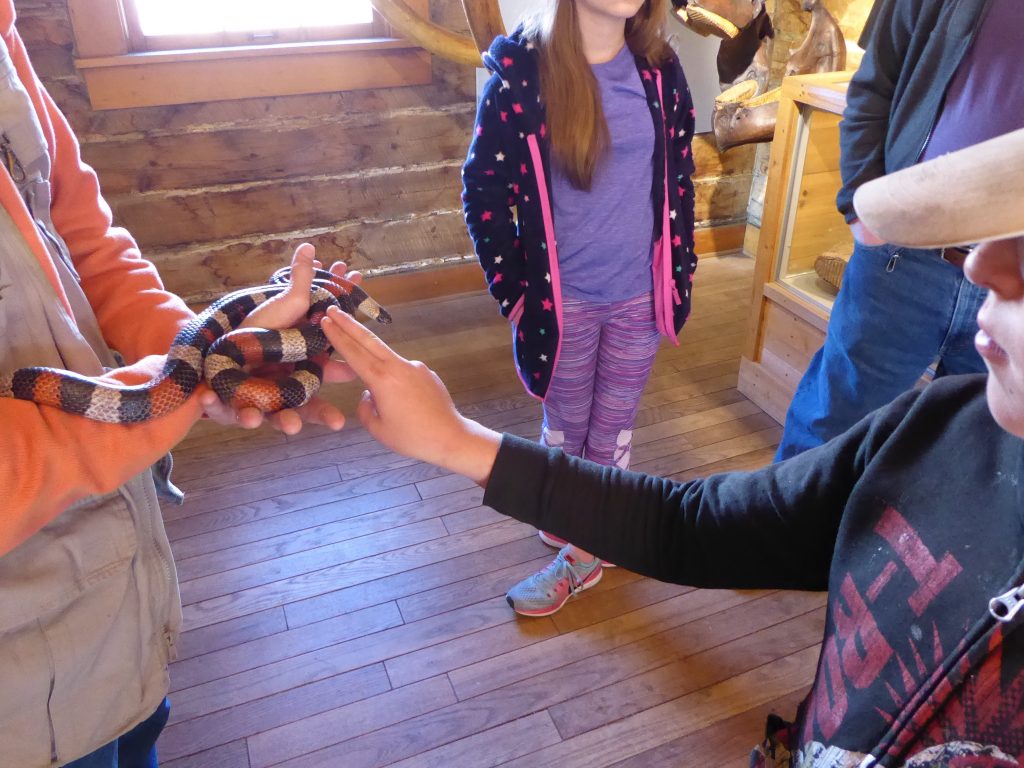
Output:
top-left (0, 267), bottom-right (391, 423)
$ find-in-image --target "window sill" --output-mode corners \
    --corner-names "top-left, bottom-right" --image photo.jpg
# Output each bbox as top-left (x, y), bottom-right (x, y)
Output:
top-left (75, 38), bottom-right (432, 110)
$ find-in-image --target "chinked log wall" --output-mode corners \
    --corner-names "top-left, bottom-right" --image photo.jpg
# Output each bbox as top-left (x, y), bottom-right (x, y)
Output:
top-left (18, 0), bottom-right (755, 307)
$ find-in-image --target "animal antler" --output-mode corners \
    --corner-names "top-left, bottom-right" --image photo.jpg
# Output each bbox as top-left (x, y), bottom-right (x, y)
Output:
top-left (371, 0), bottom-right (507, 66)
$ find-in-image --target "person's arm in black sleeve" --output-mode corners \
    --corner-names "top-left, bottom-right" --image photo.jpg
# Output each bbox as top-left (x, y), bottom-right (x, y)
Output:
top-left (484, 387), bottom-right (924, 591)
top-left (835, 0), bottom-right (915, 223)
top-left (320, 310), bottom-right (921, 594)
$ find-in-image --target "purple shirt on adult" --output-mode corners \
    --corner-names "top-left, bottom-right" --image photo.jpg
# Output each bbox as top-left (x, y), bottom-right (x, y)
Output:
top-left (922, 0), bottom-right (1024, 161)
top-left (550, 43), bottom-right (655, 303)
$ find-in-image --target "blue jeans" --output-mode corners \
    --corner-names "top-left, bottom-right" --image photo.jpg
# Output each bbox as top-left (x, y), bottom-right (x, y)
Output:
top-left (775, 242), bottom-right (987, 460)
top-left (64, 698), bottom-right (170, 768)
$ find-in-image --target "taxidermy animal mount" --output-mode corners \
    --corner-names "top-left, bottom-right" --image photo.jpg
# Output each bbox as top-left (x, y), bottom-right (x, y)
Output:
top-left (706, 0), bottom-right (847, 152)
top-left (712, 80), bottom-right (781, 152)
top-left (716, 2), bottom-right (774, 92)
top-left (785, 0), bottom-right (846, 76)
top-left (369, 0), bottom-right (846, 155)
top-left (669, 0), bottom-right (763, 38)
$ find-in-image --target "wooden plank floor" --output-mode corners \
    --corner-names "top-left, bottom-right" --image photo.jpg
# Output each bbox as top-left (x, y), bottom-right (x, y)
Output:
top-left (160, 254), bottom-right (826, 768)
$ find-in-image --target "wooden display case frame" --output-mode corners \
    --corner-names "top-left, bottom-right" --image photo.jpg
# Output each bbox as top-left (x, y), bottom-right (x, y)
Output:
top-left (738, 70), bottom-right (853, 423)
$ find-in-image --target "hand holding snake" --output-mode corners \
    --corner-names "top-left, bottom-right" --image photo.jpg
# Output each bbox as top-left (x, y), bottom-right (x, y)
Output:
top-left (0, 244), bottom-right (391, 434)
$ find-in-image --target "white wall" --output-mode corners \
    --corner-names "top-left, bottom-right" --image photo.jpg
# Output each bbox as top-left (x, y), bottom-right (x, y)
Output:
top-left (667, 22), bottom-right (718, 133)
top-left (477, 1), bottom-right (719, 134)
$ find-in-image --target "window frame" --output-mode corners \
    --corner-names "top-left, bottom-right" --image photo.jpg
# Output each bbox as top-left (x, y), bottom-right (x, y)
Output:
top-left (124, 1), bottom-right (386, 53)
top-left (68, 0), bottom-right (432, 110)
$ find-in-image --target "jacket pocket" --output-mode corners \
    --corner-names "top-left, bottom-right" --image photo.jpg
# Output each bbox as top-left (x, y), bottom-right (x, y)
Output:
top-left (508, 294), bottom-right (526, 324)
top-left (0, 490), bottom-right (137, 634)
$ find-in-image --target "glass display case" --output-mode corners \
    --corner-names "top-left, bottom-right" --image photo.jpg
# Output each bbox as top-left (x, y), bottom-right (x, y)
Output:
top-left (773, 104), bottom-right (854, 312)
top-left (738, 71), bottom-right (852, 423)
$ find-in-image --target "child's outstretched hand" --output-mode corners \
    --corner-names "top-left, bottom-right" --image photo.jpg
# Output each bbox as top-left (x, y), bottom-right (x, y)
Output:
top-left (320, 305), bottom-right (501, 487)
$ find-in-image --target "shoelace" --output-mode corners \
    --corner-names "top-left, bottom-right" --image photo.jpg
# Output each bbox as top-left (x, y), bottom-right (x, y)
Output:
top-left (547, 554), bottom-right (588, 595)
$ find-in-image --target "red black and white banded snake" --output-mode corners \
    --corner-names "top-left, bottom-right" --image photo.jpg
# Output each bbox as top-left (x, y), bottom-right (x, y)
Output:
top-left (0, 267), bottom-right (391, 423)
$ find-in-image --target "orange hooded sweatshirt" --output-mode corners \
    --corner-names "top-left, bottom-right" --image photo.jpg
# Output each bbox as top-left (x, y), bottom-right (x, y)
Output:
top-left (0, 3), bottom-right (202, 556)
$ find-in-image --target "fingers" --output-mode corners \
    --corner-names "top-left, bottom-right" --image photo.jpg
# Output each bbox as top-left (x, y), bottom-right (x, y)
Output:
top-left (296, 396), bottom-right (346, 431)
top-left (199, 387), bottom-right (344, 434)
top-left (198, 389), bottom-right (235, 426)
top-left (329, 260), bottom-right (362, 285)
top-left (236, 406), bottom-right (268, 430)
top-left (265, 399), bottom-right (344, 435)
top-left (200, 389), bottom-right (267, 429)
top-left (355, 389), bottom-right (381, 434)
top-left (285, 243), bottom-right (316, 298)
top-left (321, 358), bottom-right (358, 384)
top-left (240, 244), bottom-right (318, 330)
top-left (268, 408), bottom-right (303, 436)
top-left (321, 306), bottom-right (397, 373)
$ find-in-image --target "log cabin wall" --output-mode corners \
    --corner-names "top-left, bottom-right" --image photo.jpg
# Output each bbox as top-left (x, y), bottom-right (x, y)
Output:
top-left (16, 0), bottom-right (755, 307)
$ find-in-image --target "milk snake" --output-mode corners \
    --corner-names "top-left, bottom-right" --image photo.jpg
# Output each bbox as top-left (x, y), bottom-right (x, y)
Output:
top-left (0, 266), bottom-right (391, 423)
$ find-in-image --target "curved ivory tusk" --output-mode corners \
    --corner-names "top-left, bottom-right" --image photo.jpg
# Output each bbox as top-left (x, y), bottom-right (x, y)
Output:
top-left (372, 0), bottom-right (485, 66)
top-left (460, 0), bottom-right (507, 54)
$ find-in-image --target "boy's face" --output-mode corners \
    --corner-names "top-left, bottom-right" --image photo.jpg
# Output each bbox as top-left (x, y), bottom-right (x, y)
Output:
top-left (965, 236), bottom-right (1024, 436)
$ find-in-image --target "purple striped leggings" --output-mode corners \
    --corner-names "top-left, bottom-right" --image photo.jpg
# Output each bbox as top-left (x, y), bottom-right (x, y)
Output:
top-left (541, 292), bottom-right (662, 469)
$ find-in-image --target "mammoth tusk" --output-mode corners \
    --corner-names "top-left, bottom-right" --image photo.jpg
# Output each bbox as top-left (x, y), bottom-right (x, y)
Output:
top-left (372, 0), bottom-right (484, 66)
top-left (460, 0), bottom-right (507, 54)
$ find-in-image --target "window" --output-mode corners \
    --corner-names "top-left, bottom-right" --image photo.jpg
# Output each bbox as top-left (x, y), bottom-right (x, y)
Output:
top-left (69, 0), bottom-right (431, 110)
top-left (128, 0), bottom-right (382, 52)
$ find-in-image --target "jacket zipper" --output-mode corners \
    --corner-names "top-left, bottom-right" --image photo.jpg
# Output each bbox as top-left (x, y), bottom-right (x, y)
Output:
top-left (653, 70), bottom-right (678, 336)
top-left (860, 568), bottom-right (1024, 767)
top-left (1, 134), bottom-right (26, 183)
top-left (915, 123), bottom-right (935, 164)
top-left (990, 582), bottom-right (1024, 624)
top-left (141, 482), bottom-right (177, 660)
top-left (915, 5), bottom-right (988, 163)
top-left (524, 133), bottom-right (562, 398)
top-left (41, 625), bottom-right (59, 764)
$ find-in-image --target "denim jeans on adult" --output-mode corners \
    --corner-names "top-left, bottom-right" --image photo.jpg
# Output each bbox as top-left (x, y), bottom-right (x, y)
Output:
top-left (775, 241), bottom-right (987, 461)
top-left (64, 698), bottom-right (170, 768)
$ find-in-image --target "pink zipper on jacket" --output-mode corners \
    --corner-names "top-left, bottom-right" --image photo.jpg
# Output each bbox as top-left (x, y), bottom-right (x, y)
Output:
top-left (525, 133), bottom-right (564, 402)
top-left (653, 69), bottom-right (682, 344)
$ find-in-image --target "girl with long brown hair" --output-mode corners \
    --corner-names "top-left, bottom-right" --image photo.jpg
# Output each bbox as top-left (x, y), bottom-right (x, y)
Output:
top-left (462, 0), bottom-right (698, 616)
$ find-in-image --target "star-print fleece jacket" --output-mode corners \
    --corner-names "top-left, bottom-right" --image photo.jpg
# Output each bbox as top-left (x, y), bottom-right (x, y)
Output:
top-left (462, 29), bottom-right (698, 400)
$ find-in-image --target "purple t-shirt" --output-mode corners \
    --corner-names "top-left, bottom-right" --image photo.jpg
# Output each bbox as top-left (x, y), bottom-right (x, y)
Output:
top-left (922, 0), bottom-right (1024, 161)
top-left (550, 44), bottom-right (655, 302)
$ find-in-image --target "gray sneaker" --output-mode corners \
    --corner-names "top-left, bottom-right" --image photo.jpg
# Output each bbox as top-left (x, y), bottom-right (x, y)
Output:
top-left (506, 546), bottom-right (603, 617)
